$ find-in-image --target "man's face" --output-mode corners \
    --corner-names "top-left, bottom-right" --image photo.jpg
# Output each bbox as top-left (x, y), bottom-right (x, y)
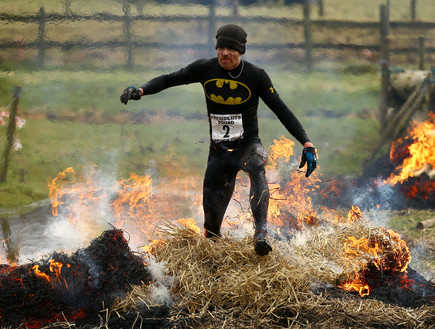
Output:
top-left (217, 47), bottom-right (242, 71)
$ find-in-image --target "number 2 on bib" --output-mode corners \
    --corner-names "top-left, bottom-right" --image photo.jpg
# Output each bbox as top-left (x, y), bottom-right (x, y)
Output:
top-left (210, 113), bottom-right (244, 142)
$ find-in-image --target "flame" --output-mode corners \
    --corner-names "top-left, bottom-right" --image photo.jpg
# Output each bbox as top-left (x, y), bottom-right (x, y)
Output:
top-left (31, 259), bottom-right (69, 290)
top-left (48, 167), bottom-right (76, 217)
top-left (343, 236), bottom-right (383, 262)
top-left (266, 136), bottom-right (321, 230)
top-left (112, 173), bottom-right (155, 229)
top-left (47, 163), bottom-right (203, 249)
top-left (386, 112), bottom-right (435, 198)
top-left (347, 205), bottom-right (363, 222)
top-left (267, 135), bottom-right (295, 168)
top-left (31, 265), bottom-right (51, 282)
top-left (48, 164), bottom-right (111, 223)
top-left (141, 239), bottom-right (166, 254)
top-left (340, 273), bottom-right (371, 297)
top-left (338, 228), bottom-right (411, 296)
top-left (43, 135), bottom-right (413, 299)
top-left (266, 137), bottom-right (412, 297)
top-left (319, 178), bottom-right (345, 204)
top-left (266, 137), bottom-right (361, 229)
top-left (176, 217), bottom-right (201, 234)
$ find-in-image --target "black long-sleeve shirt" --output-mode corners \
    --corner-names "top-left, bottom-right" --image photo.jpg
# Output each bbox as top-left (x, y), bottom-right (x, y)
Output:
top-left (140, 58), bottom-right (310, 146)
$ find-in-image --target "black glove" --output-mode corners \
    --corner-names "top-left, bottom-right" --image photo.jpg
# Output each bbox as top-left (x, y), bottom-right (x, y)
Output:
top-left (120, 86), bottom-right (141, 105)
top-left (299, 147), bottom-right (317, 177)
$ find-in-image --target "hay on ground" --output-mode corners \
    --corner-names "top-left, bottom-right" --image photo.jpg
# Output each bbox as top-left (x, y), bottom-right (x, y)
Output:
top-left (119, 221), bottom-right (434, 328)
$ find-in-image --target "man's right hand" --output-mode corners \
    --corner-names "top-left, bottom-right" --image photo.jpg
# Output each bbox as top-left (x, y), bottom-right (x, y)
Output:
top-left (120, 86), bottom-right (141, 104)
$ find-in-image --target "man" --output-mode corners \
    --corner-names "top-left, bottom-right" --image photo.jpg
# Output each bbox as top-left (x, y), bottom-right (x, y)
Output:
top-left (121, 24), bottom-right (317, 255)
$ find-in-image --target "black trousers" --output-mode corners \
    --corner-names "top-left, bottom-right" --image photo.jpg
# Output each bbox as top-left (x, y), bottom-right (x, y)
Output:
top-left (203, 141), bottom-right (269, 237)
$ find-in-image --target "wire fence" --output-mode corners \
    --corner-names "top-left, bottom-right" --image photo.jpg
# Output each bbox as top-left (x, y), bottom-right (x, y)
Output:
top-left (1, 2), bottom-right (435, 69)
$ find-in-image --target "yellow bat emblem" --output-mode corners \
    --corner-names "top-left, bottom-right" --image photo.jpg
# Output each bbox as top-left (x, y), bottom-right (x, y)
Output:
top-left (204, 79), bottom-right (251, 105)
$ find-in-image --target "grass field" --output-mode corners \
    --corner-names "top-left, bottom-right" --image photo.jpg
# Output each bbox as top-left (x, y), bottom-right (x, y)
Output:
top-left (0, 65), bottom-right (382, 209)
top-left (0, 0), bottom-right (434, 244)
top-left (0, 0), bottom-right (421, 209)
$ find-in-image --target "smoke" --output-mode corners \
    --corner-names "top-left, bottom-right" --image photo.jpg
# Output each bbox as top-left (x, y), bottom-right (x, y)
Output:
top-left (349, 180), bottom-right (398, 227)
top-left (44, 166), bottom-right (119, 253)
top-left (291, 228), bottom-right (315, 247)
top-left (146, 256), bottom-right (174, 306)
top-left (0, 245), bottom-right (6, 264)
top-left (408, 238), bottom-right (435, 281)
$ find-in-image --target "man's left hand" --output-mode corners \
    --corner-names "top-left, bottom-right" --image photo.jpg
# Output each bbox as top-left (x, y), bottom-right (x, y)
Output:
top-left (299, 147), bottom-right (317, 177)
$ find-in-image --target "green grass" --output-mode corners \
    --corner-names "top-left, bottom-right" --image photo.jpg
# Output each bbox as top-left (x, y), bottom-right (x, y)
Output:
top-left (0, 65), bottom-right (381, 115)
top-left (390, 209), bottom-right (435, 239)
top-left (389, 209), bottom-right (435, 276)
top-left (0, 64), bottom-right (382, 212)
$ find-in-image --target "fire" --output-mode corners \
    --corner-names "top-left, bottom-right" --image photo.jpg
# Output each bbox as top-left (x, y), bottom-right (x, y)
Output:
top-left (338, 227), bottom-right (411, 296)
top-left (176, 217), bottom-right (201, 234)
top-left (47, 162), bottom-right (203, 250)
top-left (32, 265), bottom-right (51, 282)
top-left (31, 259), bottom-right (69, 290)
top-left (266, 136), bottom-right (321, 229)
top-left (142, 239), bottom-right (166, 254)
top-left (48, 164), bottom-right (112, 225)
top-left (266, 137), bottom-right (361, 229)
top-left (266, 136), bottom-right (411, 297)
top-left (386, 112), bottom-right (435, 198)
top-left (383, 229), bottom-right (411, 272)
top-left (267, 135), bottom-right (295, 168)
top-left (340, 273), bottom-right (371, 297)
top-left (43, 135), bottom-right (414, 300)
top-left (318, 178), bottom-right (345, 207)
top-left (347, 205), bottom-right (363, 222)
top-left (112, 173), bottom-right (155, 233)
top-left (343, 236), bottom-right (383, 259)
top-left (48, 167), bottom-right (76, 217)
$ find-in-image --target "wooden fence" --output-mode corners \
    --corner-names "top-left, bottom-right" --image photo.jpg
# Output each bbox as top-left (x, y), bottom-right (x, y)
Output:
top-left (1, 2), bottom-right (435, 70)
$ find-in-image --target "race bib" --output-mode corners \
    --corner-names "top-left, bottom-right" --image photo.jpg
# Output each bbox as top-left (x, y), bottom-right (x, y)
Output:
top-left (210, 113), bottom-right (244, 142)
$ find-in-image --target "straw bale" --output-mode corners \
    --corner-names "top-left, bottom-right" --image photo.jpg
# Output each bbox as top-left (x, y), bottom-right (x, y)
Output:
top-left (13, 223), bottom-right (432, 328)
top-left (122, 222), bottom-right (433, 328)
top-left (153, 225), bottom-right (315, 316)
top-left (287, 219), bottom-right (415, 286)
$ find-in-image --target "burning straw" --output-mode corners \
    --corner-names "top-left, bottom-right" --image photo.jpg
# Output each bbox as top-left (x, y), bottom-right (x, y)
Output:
top-left (119, 221), bottom-right (434, 329)
top-left (0, 229), bottom-right (151, 328)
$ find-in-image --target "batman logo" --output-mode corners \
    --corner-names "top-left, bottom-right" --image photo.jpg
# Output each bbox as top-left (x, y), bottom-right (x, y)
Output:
top-left (203, 79), bottom-right (251, 105)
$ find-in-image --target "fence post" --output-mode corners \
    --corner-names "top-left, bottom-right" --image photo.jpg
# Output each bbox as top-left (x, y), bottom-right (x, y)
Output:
top-left (208, 0), bottom-right (216, 58)
top-left (318, 0), bottom-right (324, 16)
top-left (123, 3), bottom-right (133, 68)
top-left (0, 217), bottom-right (18, 263)
top-left (379, 4), bottom-right (391, 131)
top-left (232, 0), bottom-right (239, 17)
top-left (411, 0), bottom-right (417, 21)
top-left (63, 0), bottom-right (72, 15)
top-left (37, 7), bottom-right (46, 67)
top-left (303, 0), bottom-right (313, 72)
top-left (418, 36), bottom-right (425, 70)
top-left (0, 87), bottom-right (22, 183)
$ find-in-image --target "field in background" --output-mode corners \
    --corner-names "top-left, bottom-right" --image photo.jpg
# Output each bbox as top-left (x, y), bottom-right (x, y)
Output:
top-left (2, 0), bottom-right (435, 69)
top-left (3, 0), bottom-right (435, 20)
top-left (0, 0), bottom-right (431, 217)
top-left (0, 65), bottom-right (382, 209)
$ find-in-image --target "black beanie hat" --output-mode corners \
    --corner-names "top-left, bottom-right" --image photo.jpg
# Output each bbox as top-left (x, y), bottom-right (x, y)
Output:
top-left (215, 24), bottom-right (247, 54)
